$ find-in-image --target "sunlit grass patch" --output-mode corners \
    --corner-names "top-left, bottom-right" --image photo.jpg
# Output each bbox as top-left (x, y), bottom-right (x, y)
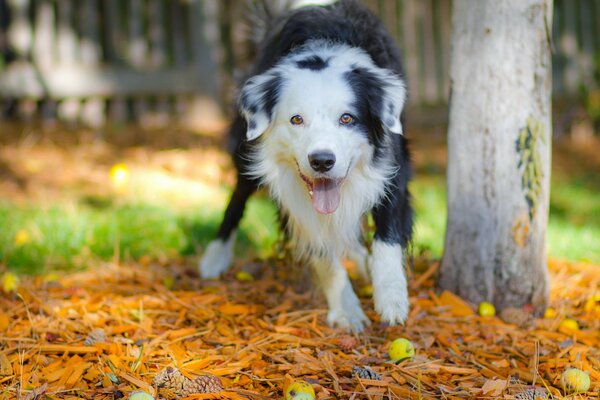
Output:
top-left (1, 169), bottom-right (598, 274)
top-left (1, 205), bottom-right (91, 273)
top-left (0, 203), bottom-right (187, 274)
top-left (0, 194), bottom-right (280, 274)
top-left (409, 173), bottom-right (600, 263)
top-left (547, 174), bottom-right (600, 262)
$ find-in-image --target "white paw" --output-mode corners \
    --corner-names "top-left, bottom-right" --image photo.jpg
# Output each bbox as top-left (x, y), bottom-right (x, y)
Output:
top-left (373, 283), bottom-right (409, 325)
top-left (327, 305), bottom-right (369, 332)
top-left (370, 240), bottom-right (409, 326)
top-left (199, 234), bottom-right (235, 279)
top-left (327, 283), bottom-right (370, 331)
top-left (312, 256), bottom-right (371, 332)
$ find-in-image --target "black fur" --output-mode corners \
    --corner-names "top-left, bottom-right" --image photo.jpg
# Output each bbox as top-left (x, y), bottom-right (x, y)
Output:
top-left (343, 66), bottom-right (387, 161)
top-left (373, 132), bottom-right (413, 247)
top-left (215, 0), bottom-right (412, 249)
top-left (239, 72), bottom-right (284, 127)
top-left (296, 55), bottom-right (329, 70)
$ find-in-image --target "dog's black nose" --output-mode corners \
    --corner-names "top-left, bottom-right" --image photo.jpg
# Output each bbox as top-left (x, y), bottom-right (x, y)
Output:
top-left (308, 151), bottom-right (336, 172)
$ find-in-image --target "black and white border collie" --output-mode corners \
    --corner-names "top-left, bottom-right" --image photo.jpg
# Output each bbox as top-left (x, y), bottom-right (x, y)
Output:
top-left (200, 0), bottom-right (413, 331)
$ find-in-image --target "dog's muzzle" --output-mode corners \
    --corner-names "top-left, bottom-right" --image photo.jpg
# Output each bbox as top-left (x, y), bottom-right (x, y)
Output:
top-left (298, 167), bottom-right (344, 215)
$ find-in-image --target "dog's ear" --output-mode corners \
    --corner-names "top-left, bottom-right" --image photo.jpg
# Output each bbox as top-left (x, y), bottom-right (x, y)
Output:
top-left (346, 67), bottom-right (407, 135)
top-left (239, 71), bottom-right (283, 141)
top-left (378, 73), bottom-right (406, 135)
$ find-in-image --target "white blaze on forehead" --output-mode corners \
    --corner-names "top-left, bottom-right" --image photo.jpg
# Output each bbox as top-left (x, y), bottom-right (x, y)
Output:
top-left (277, 42), bottom-right (375, 112)
top-left (276, 68), bottom-right (355, 123)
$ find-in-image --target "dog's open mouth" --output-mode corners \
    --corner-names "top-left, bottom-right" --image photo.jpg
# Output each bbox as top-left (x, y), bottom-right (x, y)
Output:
top-left (299, 172), bottom-right (344, 214)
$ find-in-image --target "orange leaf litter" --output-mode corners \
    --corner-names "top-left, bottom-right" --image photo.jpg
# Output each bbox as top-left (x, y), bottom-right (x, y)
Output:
top-left (0, 258), bottom-right (598, 399)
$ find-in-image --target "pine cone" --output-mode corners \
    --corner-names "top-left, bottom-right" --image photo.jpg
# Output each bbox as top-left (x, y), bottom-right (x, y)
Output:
top-left (514, 387), bottom-right (548, 400)
top-left (499, 307), bottom-right (532, 328)
top-left (84, 328), bottom-right (107, 346)
top-left (183, 375), bottom-right (223, 394)
top-left (152, 367), bottom-right (189, 397)
top-left (352, 366), bottom-right (382, 381)
top-left (337, 335), bottom-right (358, 353)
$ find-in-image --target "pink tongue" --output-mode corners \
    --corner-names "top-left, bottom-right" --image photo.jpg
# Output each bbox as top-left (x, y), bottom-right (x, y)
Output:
top-left (312, 178), bottom-right (341, 214)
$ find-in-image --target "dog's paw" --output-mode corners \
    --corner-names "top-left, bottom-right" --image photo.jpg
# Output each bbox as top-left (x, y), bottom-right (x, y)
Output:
top-left (199, 237), bottom-right (234, 279)
top-left (370, 240), bottom-right (409, 326)
top-left (326, 281), bottom-right (371, 332)
top-left (327, 305), bottom-right (369, 332)
top-left (373, 283), bottom-right (409, 325)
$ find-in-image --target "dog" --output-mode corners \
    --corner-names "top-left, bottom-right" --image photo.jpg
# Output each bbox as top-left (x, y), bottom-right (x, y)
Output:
top-left (200, 0), bottom-right (413, 331)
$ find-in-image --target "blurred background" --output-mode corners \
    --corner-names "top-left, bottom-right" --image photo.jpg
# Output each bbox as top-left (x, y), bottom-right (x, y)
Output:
top-left (0, 0), bottom-right (598, 275)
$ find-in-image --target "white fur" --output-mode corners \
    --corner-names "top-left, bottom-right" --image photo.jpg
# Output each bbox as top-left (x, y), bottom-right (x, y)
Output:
top-left (199, 231), bottom-right (236, 279)
top-left (246, 43), bottom-right (399, 262)
top-left (312, 257), bottom-right (368, 331)
top-left (370, 240), bottom-right (409, 325)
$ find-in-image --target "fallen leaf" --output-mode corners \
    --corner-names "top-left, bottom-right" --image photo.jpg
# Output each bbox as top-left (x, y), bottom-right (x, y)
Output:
top-left (481, 378), bottom-right (508, 396)
top-left (438, 290), bottom-right (474, 317)
top-left (0, 310), bottom-right (9, 331)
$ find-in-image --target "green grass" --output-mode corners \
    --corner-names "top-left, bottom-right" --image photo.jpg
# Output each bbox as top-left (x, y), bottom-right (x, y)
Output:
top-left (546, 174), bottom-right (600, 262)
top-left (409, 174), bottom-right (600, 263)
top-left (410, 177), bottom-right (447, 258)
top-left (0, 195), bottom-right (279, 274)
top-left (1, 173), bottom-right (598, 274)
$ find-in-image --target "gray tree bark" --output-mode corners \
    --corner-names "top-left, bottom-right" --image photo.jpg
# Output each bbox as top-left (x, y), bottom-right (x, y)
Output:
top-left (440, 0), bottom-right (553, 313)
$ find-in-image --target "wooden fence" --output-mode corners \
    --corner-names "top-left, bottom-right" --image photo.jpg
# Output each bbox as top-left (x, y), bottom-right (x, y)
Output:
top-left (0, 0), bottom-right (221, 127)
top-left (0, 0), bottom-right (598, 127)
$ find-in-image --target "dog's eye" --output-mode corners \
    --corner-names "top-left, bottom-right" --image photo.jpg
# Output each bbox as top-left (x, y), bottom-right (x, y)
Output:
top-left (339, 113), bottom-right (355, 125)
top-left (290, 115), bottom-right (304, 125)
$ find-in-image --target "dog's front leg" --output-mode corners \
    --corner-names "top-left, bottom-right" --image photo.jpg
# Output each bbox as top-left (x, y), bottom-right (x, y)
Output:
top-left (312, 256), bottom-right (369, 332)
top-left (371, 179), bottom-right (413, 325)
top-left (200, 170), bottom-right (258, 279)
top-left (369, 240), bottom-right (409, 325)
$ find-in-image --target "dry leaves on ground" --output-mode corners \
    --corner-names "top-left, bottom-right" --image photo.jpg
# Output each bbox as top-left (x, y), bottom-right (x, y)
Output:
top-left (0, 258), bottom-right (598, 399)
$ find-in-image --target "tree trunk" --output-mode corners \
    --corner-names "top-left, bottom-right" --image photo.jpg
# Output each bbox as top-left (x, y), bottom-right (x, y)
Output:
top-left (440, 0), bottom-right (553, 313)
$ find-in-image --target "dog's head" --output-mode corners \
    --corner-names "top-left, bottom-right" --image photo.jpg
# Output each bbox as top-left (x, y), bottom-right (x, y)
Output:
top-left (240, 42), bottom-right (406, 214)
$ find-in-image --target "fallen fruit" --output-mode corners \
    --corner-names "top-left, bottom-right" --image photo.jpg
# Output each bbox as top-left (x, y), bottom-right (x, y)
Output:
top-left (543, 307), bottom-right (556, 318)
top-left (584, 294), bottom-right (600, 314)
top-left (388, 338), bottom-right (415, 362)
top-left (285, 380), bottom-right (315, 400)
top-left (478, 301), bottom-right (496, 317)
top-left (559, 318), bottom-right (579, 331)
top-left (1, 272), bottom-right (19, 293)
top-left (236, 271), bottom-right (254, 282)
top-left (162, 276), bottom-right (175, 290)
top-left (561, 368), bottom-right (590, 394)
top-left (14, 229), bottom-right (30, 246)
top-left (109, 163), bottom-right (129, 190)
top-left (128, 391), bottom-right (155, 400)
